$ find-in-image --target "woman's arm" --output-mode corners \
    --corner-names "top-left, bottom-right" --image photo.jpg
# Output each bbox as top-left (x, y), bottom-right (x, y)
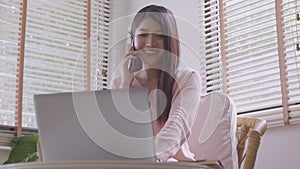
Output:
top-left (155, 69), bottom-right (202, 162)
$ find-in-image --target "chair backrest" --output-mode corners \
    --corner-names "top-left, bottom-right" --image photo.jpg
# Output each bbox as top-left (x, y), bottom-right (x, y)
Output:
top-left (188, 92), bottom-right (238, 169)
top-left (237, 117), bottom-right (267, 169)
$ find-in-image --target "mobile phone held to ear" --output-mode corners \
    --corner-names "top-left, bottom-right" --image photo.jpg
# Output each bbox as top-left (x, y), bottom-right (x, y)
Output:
top-left (127, 37), bottom-right (142, 72)
top-left (127, 55), bottom-right (142, 72)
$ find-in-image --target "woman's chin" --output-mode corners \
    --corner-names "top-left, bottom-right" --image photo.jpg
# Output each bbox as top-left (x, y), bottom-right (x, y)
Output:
top-left (141, 64), bottom-right (162, 71)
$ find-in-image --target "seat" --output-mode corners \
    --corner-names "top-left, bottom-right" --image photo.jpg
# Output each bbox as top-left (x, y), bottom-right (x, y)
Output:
top-left (188, 92), bottom-right (267, 169)
top-left (237, 117), bottom-right (267, 169)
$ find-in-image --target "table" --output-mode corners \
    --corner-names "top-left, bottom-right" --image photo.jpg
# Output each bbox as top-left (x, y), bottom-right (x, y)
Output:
top-left (0, 160), bottom-right (223, 169)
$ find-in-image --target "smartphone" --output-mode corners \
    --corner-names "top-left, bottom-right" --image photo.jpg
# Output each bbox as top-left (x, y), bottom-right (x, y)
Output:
top-left (127, 37), bottom-right (142, 72)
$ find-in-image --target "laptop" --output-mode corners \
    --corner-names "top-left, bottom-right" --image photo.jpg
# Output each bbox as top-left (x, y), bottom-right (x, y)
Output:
top-left (34, 87), bottom-right (156, 162)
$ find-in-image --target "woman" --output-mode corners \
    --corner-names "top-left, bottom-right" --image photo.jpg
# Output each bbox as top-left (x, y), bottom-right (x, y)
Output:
top-left (110, 5), bottom-right (202, 162)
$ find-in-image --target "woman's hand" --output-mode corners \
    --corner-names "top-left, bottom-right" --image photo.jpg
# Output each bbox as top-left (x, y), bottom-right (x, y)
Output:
top-left (119, 49), bottom-right (139, 88)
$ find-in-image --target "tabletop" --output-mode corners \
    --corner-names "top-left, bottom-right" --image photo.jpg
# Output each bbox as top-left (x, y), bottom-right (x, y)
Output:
top-left (0, 160), bottom-right (223, 169)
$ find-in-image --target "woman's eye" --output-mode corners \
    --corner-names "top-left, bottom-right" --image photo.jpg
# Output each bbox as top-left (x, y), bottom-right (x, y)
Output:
top-left (155, 34), bottom-right (165, 39)
top-left (137, 33), bottom-right (148, 37)
top-left (136, 33), bottom-right (165, 40)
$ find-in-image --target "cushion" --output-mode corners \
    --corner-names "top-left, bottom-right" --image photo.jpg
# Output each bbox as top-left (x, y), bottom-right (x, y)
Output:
top-left (188, 92), bottom-right (238, 169)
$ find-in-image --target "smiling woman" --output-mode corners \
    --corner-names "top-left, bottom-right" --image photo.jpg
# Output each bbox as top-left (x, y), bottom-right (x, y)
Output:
top-left (110, 5), bottom-right (202, 162)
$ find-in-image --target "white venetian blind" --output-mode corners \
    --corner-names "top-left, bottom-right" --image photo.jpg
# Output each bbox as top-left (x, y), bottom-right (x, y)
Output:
top-left (224, 0), bottom-right (284, 127)
top-left (282, 0), bottom-right (300, 125)
top-left (90, 0), bottom-right (110, 90)
top-left (0, 0), bottom-right (110, 145)
top-left (0, 0), bottom-right (26, 144)
top-left (22, 0), bottom-right (89, 128)
top-left (203, 0), bottom-right (224, 93)
top-left (202, 0), bottom-right (300, 127)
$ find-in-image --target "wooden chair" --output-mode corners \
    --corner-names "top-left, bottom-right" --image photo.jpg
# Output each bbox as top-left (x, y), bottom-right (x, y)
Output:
top-left (237, 117), bottom-right (267, 169)
top-left (37, 139), bottom-right (43, 161)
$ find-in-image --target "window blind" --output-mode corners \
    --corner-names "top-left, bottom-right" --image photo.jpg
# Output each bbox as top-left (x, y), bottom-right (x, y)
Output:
top-left (203, 0), bottom-right (224, 93)
top-left (202, 0), bottom-right (300, 127)
top-left (23, 0), bottom-right (89, 129)
top-left (224, 0), bottom-right (283, 127)
top-left (282, 0), bottom-right (300, 125)
top-left (90, 0), bottom-right (110, 90)
top-left (0, 0), bottom-right (110, 146)
top-left (0, 0), bottom-right (26, 145)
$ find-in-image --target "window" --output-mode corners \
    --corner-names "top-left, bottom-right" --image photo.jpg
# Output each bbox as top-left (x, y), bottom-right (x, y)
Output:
top-left (0, 0), bottom-right (110, 146)
top-left (203, 0), bottom-right (300, 127)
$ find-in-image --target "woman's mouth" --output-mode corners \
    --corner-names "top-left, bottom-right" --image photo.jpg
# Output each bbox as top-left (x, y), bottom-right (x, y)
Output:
top-left (143, 49), bottom-right (160, 55)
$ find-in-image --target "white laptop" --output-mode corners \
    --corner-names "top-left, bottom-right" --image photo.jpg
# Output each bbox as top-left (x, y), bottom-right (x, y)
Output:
top-left (34, 87), bottom-right (156, 162)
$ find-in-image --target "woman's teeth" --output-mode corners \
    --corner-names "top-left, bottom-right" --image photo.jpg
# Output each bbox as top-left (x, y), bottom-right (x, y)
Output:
top-left (144, 50), bottom-right (158, 55)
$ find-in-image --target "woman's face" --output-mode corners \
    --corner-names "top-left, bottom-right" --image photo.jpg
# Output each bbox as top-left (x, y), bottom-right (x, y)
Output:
top-left (134, 17), bottom-right (165, 68)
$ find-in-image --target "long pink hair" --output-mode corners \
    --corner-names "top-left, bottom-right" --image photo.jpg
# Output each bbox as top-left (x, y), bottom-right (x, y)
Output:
top-left (131, 5), bottom-right (180, 123)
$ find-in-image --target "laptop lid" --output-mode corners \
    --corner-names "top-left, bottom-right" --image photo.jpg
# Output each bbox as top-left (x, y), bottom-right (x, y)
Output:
top-left (34, 87), bottom-right (156, 162)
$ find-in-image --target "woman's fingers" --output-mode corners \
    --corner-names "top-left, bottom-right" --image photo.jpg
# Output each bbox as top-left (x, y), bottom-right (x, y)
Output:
top-left (123, 54), bottom-right (137, 69)
top-left (120, 52), bottom-right (136, 87)
top-left (123, 50), bottom-right (137, 59)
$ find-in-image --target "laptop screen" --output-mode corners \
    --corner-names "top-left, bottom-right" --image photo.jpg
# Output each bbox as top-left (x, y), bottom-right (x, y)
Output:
top-left (34, 87), bottom-right (156, 162)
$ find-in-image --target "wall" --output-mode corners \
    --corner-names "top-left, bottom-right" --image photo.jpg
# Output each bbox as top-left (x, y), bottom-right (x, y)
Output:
top-left (108, 0), bottom-right (206, 87)
top-left (255, 124), bottom-right (300, 169)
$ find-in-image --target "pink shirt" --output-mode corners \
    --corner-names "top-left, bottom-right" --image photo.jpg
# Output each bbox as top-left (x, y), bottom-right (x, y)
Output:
top-left (110, 68), bottom-right (202, 162)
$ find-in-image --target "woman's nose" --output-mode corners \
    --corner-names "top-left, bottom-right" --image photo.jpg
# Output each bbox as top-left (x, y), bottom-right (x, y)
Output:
top-left (145, 34), bottom-right (155, 47)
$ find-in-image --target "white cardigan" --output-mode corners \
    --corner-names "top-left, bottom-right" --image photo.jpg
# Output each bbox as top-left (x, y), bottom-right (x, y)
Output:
top-left (110, 68), bottom-right (202, 162)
